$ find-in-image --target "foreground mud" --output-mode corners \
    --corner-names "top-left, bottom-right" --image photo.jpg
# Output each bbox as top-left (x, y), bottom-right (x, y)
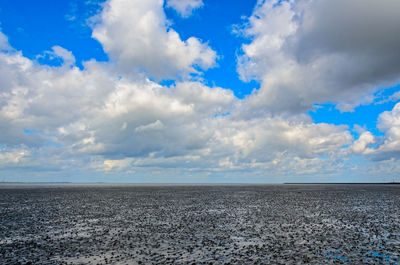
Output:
top-left (0, 184), bottom-right (399, 264)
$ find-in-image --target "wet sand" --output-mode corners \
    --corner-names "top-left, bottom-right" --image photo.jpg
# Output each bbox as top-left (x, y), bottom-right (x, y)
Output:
top-left (0, 184), bottom-right (399, 264)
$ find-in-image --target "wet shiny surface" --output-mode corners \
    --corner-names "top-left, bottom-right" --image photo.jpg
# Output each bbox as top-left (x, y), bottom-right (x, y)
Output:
top-left (0, 184), bottom-right (399, 264)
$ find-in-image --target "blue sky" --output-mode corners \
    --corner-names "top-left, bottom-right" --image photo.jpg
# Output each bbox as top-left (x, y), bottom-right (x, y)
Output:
top-left (0, 0), bottom-right (400, 183)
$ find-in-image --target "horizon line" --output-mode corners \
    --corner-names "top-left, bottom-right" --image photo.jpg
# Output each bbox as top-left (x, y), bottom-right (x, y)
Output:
top-left (0, 182), bottom-right (399, 185)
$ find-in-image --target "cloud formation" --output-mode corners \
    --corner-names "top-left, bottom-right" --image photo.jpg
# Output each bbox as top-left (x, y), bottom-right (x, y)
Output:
top-left (0, 31), bottom-right (11, 51)
top-left (0, 0), bottom-right (399, 181)
top-left (237, 0), bottom-right (400, 113)
top-left (374, 103), bottom-right (400, 160)
top-left (92, 0), bottom-right (216, 80)
top-left (166, 0), bottom-right (203, 18)
top-left (0, 35), bottom-right (353, 178)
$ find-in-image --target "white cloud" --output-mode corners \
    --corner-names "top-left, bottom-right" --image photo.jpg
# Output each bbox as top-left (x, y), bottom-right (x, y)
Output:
top-left (0, 38), bottom-right (355, 178)
top-left (0, 147), bottom-right (30, 166)
top-left (134, 120), bottom-right (165, 133)
top-left (344, 102), bottom-right (400, 161)
top-left (374, 102), bottom-right (400, 159)
top-left (92, 0), bottom-right (216, 80)
top-left (88, 79), bottom-right (235, 158)
top-left (50, 46), bottom-right (76, 67)
top-left (0, 40), bottom-right (231, 162)
top-left (166, 0), bottom-right (204, 18)
top-left (237, 0), bottom-right (400, 113)
top-left (94, 157), bottom-right (134, 172)
top-left (0, 31), bottom-right (11, 51)
top-left (1, 0), bottom-right (399, 181)
top-left (86, 113), bottom-right (353, 176)
top-left (351, 131), bottom-right (375, 155)
top-left (212, 115), bottom-right (352, 164)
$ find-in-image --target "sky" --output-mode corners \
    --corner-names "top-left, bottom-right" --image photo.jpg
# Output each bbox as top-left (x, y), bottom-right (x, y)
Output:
top-left (0, 0), bottom-right (400, 183)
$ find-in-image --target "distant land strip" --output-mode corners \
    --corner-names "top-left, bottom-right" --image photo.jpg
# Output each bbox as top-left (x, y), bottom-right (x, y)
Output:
top-left (284, 182), bottom-right (400, 185)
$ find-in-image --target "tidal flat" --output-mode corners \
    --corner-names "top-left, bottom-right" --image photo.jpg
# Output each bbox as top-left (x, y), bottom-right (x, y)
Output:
top-left (0, 184), bottom-right (399, 264)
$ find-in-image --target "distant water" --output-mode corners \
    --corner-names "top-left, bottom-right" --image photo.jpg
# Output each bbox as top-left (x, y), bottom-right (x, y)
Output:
top-left (1, 184), bottom-right (399, 264)
top-left (0, 182), bottom-right (270, 188)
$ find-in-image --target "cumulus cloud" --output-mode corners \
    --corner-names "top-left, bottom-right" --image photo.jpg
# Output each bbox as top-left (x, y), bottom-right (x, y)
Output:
top-left (92, 0), bottom-right (216, 80)
top-left (237, 0), bottom-right (400, 113)
top-left (0, 31), bottom-right (11, 51)
top-left (0, 147), bottom-right (30, 166)
top-left (1, 0), bottom-right (398, 181)
top-left (351, 131), bottom-right (375, 155)
top-left (345, 102), bottom-right (400, 161)
top-left (0, 49), bottom-right (116, 149)
top-left (166, 0), bottom-right (204, 18)
top-left (0, 38), bottom-right (230, 164)
top-left (94, 157), bottom-right (134, 172)
top-left (86, 113), bottom-right (353, 176)
top-left (88, 79), bottom-right (235, 158)
top-left (0, 37), bottom-right (355, 178)
top-left (374, 102), bottom-right (400, 159)
top-left (134, 120), bottom-right (165, 133)
top-left (212, 115), bottom-right (352, 167)
top-left (37, 46), bottom-right (76, 67)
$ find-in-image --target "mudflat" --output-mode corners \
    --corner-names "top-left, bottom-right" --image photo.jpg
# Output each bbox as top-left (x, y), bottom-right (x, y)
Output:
top-left (0, 184), bottom-right (399, 264)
